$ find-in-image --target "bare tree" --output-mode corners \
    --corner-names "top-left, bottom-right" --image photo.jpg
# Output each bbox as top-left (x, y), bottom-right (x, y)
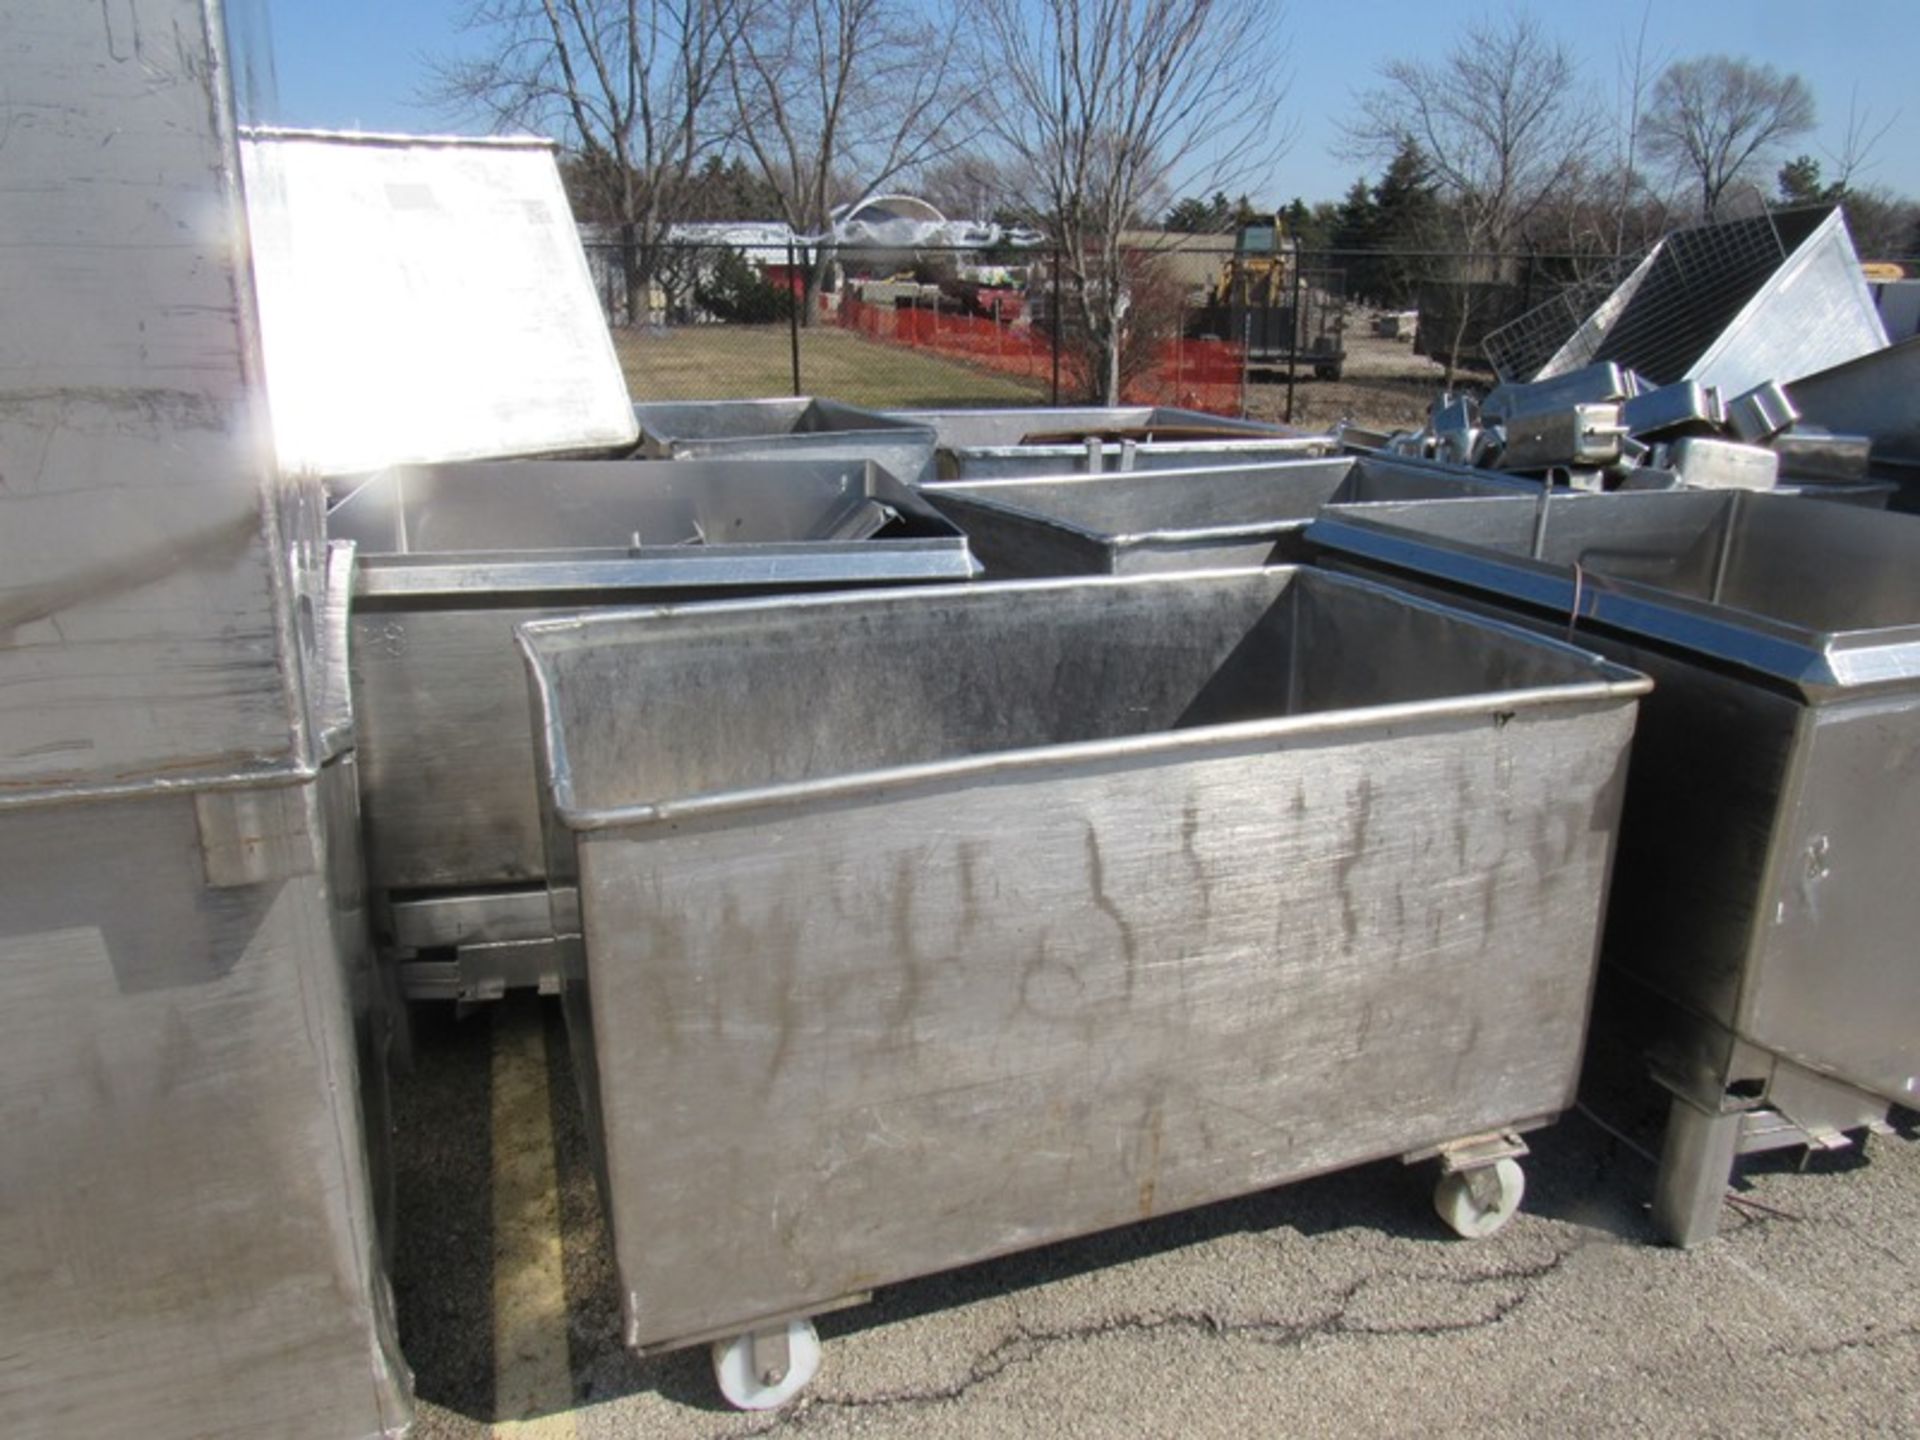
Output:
top-left (1345, 13), bottom-right (1595, 259)
top-left (726, 0), bottom-right (973, 310)
top-left (978, 0), bottom-right (1292, 405)
top-left (1610, 2), bottom-right (1667, 255)
top-left (1641, 56), bottom-right (1815, 219)
top-left (428, 0), bottom-right (736, 325)
top-left (1824, 86), bottom-right (1900, 194)
top-left (918, 155), bottom-right (1018, 224)
top-left (1343, 13), bottom-right (1594, 382)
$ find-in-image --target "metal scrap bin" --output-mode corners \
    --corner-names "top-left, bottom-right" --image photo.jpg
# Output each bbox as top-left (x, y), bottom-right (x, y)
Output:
top-left (630, 397), bottom-right (937, 485)
top-left (1309, 489), bottom-right (1920, 1245)
top-left (518, 567), bottom-right (1647, 1409)
top-left (328, 456), bottom-right (976, 1000)
top-left (926, 454), bottom-right (1527, 576)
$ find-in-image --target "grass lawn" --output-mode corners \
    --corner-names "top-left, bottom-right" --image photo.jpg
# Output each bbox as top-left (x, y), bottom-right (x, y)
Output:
top-left (613, 324), bottom-right (1048, 408)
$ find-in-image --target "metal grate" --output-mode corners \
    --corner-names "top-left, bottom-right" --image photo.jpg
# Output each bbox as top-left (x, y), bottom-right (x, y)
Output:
top-left (1482, 255), bottom-right (1642, 381)
top-left (1485, 207), bottom-right (1836, 385)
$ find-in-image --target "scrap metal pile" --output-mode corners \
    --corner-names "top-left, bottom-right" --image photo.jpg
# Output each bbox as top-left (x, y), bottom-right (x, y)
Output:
top-left (1382, 362), bottom-right (1870, 494)
top-left (1363, 205), bottom-right (1916, 503)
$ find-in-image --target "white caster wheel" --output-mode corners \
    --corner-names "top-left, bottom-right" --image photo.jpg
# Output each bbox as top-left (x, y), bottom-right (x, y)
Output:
top-left (711, 1318), bottom-right (821, 1411)
top-left (1434, 1157), bottom-right (1525, 1239)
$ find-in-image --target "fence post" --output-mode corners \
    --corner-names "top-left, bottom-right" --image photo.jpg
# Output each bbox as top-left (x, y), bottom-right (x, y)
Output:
top-left (1050, 245), bottom-right (1062, 406)
top-left (1284, 248), bottom-right (1303, 425)
top-left (1175, 298), bottom-right (1185, 404)
top-left (1235, 253), bottom-right (1251, 421)
top-left (787, 241), bottom-right (803, 396)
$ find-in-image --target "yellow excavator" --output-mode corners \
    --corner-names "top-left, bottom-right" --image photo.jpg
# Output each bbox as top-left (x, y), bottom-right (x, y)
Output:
top-left (1191, 214), bottom-right (1345, 380)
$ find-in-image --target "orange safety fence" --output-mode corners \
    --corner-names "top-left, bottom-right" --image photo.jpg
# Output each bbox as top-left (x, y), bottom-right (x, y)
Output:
top-left (833, 296), bottom-right (1247, 416)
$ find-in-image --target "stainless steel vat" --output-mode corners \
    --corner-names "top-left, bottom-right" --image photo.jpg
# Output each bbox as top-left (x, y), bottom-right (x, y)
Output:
top-left (330, 457), bottom-right (978, 999)
top-left (2, 4), bottom-right (409, 1432)
top-left (518, 568), bottom-right (1646, 1406)
top-left (925, 456), bottom-right (1528, 576)
top-left (631, 397), bottom-right (938, 486)
top-left (1309, 489), bottom-right (1920, 1245)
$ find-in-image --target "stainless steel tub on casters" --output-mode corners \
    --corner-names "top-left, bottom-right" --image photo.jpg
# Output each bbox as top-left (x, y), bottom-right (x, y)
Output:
top-left (327, 457), bottom-right (977, 1001)
top-left (927, 455), bottom-right (1526, 576)
top-left (1310, 489), bottom-right (1920, 1246)
top-left (518, 568), bottom-right (1647, 1409)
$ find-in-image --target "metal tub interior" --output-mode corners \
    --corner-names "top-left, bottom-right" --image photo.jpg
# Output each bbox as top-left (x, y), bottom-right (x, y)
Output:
top-left (925, 455), bottom-right (1528, 576)
top-left (630, 397), bottom-right (937, 483)
top-left (930, 431), bottom-right (1340, 481)
top-left (1308, 490), bottom-right (1920, 1241)
top-left (520, 567), bottom-right (1645, 1353)
top-left (888, 405), bottom-right (1299, 449)
top-left (330, 457), bottom-right (976, 973)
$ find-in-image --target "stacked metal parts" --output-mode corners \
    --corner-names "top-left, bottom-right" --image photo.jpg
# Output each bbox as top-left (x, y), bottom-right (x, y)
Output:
top-left (1373, 359), bottom-right (1892, 501)
top-left (1371, 207), bottom-right (1897, 504)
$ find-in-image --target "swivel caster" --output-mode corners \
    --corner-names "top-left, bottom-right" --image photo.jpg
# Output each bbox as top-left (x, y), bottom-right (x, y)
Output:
top-left (711, 1317), bottom-right (821, 1410)
top-left (1434, 1157), bottom-right (1525, 1239)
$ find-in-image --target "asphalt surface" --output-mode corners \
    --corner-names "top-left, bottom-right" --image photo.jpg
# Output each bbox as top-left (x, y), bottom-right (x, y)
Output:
top-left (392, 995), bottom-right (1919, 1439)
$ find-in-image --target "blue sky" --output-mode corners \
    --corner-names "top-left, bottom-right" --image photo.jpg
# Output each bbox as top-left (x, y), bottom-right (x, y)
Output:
top-left (242, 0), bottom-right (1917, 206)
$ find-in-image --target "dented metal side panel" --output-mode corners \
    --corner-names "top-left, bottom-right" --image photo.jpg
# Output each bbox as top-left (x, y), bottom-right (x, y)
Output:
top-left (1745, 693), bottom-right (1920, 1104)
top-left (240, 129), bottom-right (639, 476)
top-left (1311, 511), bottom-right (1920, 1117)
top-left (0, 0), bottom-right (303, 796)
top-left (0, 767), bottom-right (412, 1440)
top-left (572, 702), bottom-right (1636, 1350)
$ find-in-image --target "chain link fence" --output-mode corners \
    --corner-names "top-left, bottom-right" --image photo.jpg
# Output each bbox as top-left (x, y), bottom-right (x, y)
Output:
top-left (588, 237), bottom-right (1766, 434)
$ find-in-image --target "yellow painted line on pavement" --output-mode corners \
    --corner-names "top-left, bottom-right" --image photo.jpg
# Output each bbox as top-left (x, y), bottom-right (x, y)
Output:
top-left (491, 997), bottom-right (578, 1439)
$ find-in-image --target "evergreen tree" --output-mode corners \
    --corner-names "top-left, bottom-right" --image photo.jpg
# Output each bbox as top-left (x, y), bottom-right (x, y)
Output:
top-left (1368, 137), bottom-right (1442, 307)
top-left (1166, 191), bottom-right (1236, 232)
top-left (1330, 177), bottom-right (1383, 302)
top-left (1776, 154), bottom-right (1840, 206)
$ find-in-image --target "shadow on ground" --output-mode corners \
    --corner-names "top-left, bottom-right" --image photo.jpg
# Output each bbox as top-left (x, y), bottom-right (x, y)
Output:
top-left (390, 995), bottom-right (1683, 1422)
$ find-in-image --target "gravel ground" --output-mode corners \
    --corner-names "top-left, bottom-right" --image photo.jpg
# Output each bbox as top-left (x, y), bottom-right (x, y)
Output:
top-left (1243, 323), bottom-right (1481, 436)
top-left (392, 996), bottom-right (1920, 1439)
